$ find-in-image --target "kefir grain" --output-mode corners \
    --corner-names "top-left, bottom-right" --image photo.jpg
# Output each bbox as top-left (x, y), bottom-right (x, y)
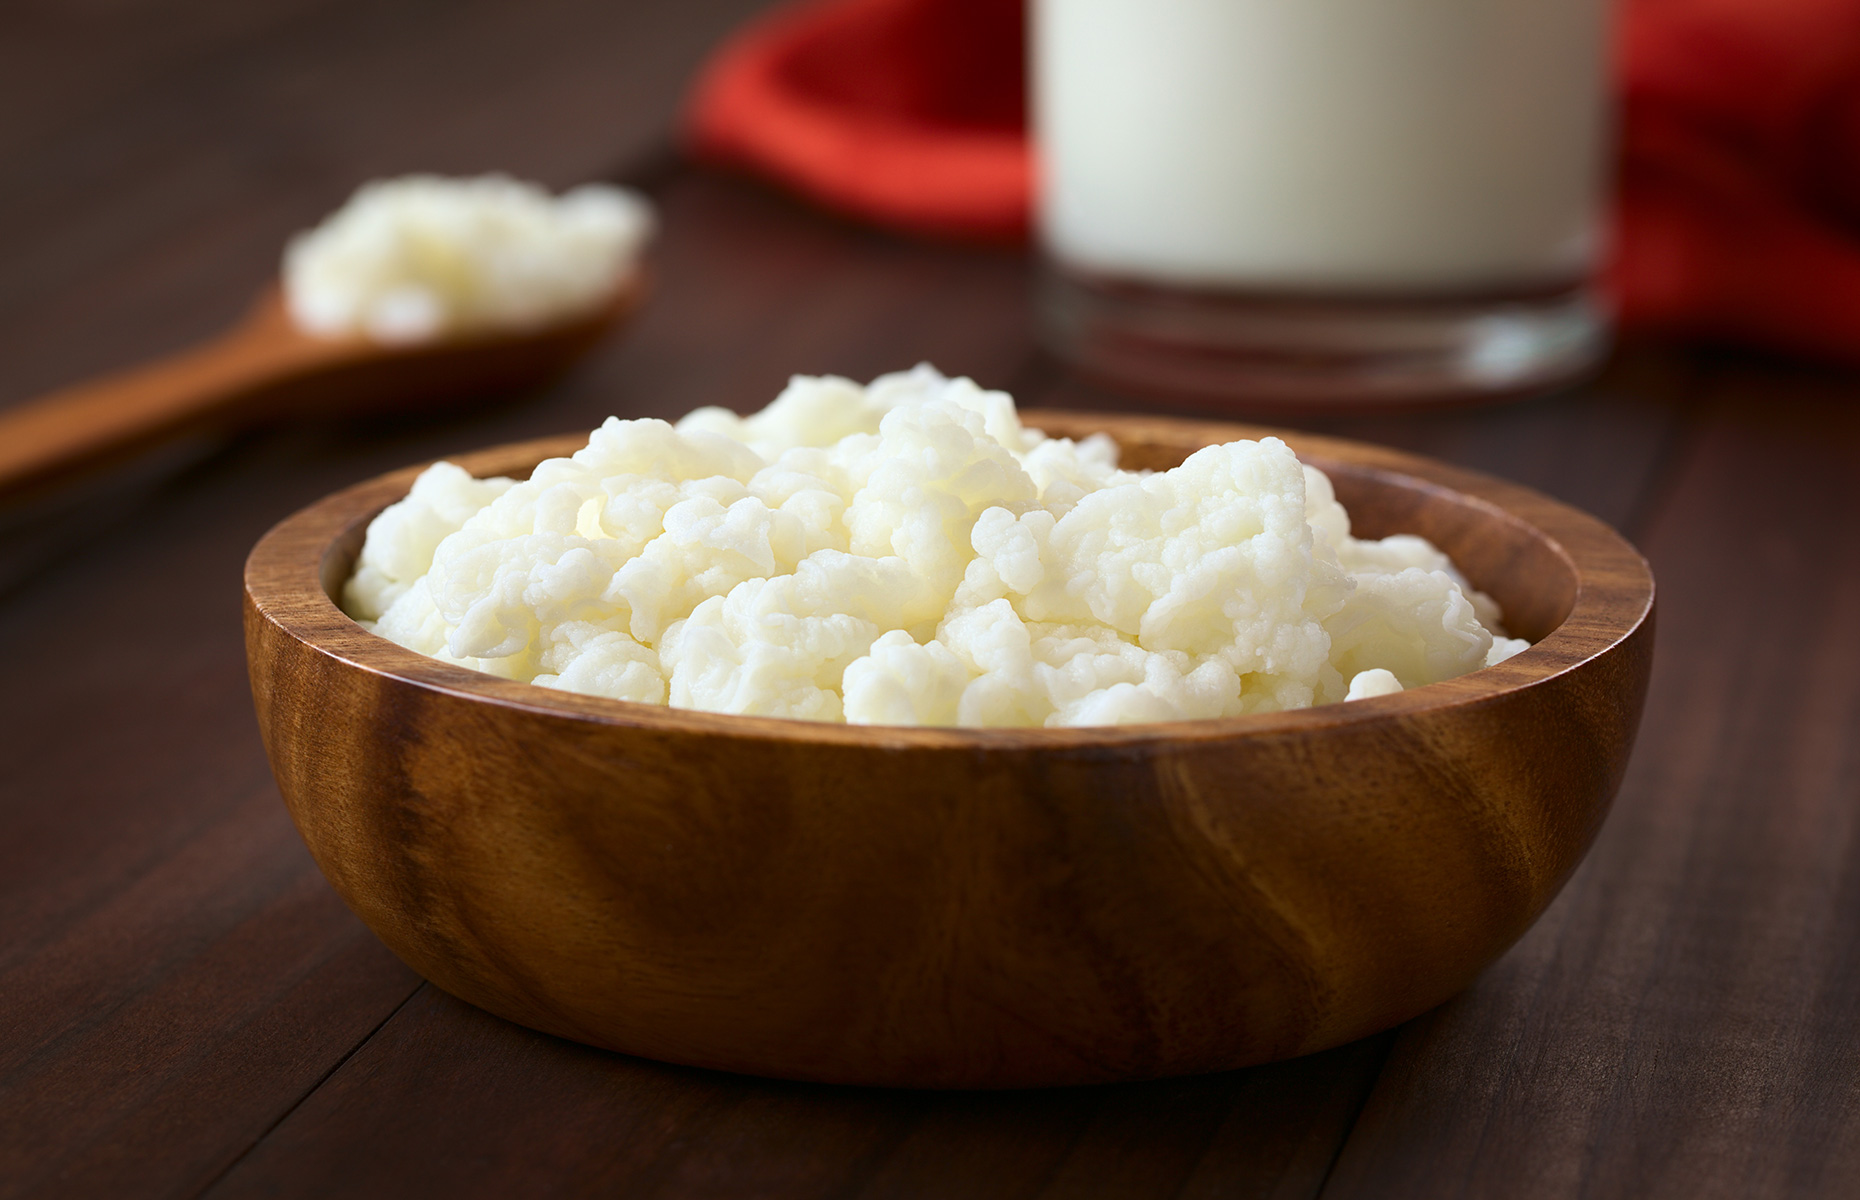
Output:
top-left (285, 175), bottom-right (653, 343)
top-left (345, 367), bottom-right (1527, 726)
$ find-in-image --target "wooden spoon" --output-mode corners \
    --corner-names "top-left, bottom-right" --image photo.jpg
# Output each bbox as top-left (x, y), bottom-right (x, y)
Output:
top-left (0, 273), bottom-right (647, 501)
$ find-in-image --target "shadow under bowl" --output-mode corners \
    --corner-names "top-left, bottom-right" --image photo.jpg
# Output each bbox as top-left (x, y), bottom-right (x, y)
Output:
top-left (243, 411), bottom-right (1654, 1089)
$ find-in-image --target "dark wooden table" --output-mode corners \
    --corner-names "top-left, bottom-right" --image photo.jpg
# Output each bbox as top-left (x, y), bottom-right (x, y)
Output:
top-left (3, 2), bottom-right (1856, 1197)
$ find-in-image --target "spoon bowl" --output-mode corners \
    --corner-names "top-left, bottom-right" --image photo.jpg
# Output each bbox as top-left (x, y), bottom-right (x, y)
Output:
top-left (0, 272), bottom-right (646, 500)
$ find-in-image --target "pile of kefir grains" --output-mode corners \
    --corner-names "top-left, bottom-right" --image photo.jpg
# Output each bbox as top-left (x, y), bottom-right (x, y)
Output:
top-left (344, 366), bottom-right (1527, 727)
top-left (284, 174), bottom-right (653, 343)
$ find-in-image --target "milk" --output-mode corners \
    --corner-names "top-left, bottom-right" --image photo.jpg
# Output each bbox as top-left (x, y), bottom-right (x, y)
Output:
top-left (1034, 0), bottom-right (1612, 294)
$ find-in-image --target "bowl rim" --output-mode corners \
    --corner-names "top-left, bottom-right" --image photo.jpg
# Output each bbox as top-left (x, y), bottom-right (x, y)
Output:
top-left (244, 409), bottom-right (1655, 751)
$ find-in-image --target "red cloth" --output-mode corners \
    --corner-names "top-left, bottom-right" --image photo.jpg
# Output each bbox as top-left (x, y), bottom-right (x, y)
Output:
top-left (686, 0), bottom-right (1029, 241)
top-left (686, 0), bottom-right (1860, 363)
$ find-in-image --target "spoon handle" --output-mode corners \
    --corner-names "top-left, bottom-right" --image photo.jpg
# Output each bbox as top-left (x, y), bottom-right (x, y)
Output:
top-left (0, 298), bottom-right (336, 501)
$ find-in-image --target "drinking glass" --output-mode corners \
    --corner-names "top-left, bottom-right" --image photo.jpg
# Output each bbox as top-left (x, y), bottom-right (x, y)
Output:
top-left (1033, 0), bottom-right (1614, 406)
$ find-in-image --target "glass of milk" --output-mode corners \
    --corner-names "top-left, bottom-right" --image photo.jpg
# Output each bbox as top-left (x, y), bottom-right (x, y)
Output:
top-left (1033, 0), bottom-right (1614, 406)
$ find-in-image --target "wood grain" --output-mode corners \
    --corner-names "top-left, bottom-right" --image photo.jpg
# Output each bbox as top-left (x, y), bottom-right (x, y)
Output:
top-left (242, 414), bottom-right (1654, 1088)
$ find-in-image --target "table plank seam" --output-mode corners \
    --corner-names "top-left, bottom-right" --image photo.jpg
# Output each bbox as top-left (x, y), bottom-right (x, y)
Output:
top-left (1612, 370), bottom-right (1711, 544)
top-left (1297, 1035), bottom-right (1398, 1200)
top-left (186, 977), bottom-right (425, 1200)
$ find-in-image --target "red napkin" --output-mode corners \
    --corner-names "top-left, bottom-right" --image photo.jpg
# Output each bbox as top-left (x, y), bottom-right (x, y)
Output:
top-left (686, 0), bottom-right (1028, 241)
top-left (687, 0), bottom-right (1860, 365)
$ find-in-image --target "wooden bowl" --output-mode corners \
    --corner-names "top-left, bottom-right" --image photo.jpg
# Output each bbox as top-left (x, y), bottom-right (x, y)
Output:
top-left (243, 412), bottom-right (1654, 1088)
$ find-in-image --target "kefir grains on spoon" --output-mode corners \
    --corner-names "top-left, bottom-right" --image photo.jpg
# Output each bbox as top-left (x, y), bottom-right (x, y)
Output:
top-left (343, 367), bottom-right (1529, 727)
top-left (284, 175), bottom-right (654, 343)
